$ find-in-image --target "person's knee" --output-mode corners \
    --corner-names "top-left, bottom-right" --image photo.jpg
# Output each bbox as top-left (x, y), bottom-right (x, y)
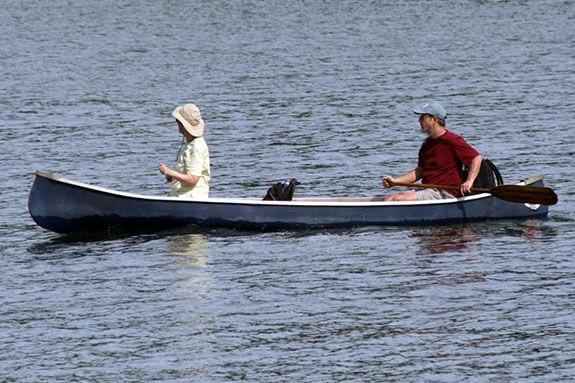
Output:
top-left (394, 193), bottom-right (410, 202)
top-left (384, 193), bottom-right (404, 201)
top-left (385, 191), bottom-right (416, 202)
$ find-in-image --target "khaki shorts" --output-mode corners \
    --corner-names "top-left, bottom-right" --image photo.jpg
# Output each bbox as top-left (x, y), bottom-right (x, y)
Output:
top-left (415, 188), bottom-right (456, 201)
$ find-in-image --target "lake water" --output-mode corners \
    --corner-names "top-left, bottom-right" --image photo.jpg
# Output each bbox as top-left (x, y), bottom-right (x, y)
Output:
top-left (1, 0), bottom-right (575, 381)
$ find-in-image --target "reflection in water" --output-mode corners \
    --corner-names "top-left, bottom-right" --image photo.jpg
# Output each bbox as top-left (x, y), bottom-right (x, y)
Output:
top-left (26, 229), bottom-right (160, 257)
top-left (409, 224), bottom-right (486, 285)
top-left (167, 233), bottom-right (209, 268)
top-left (165, 233), bottom-right (214, 310)
top-left (408, 220), bottom-right (559, 286)
top-left (410, 220), bottom-right (557, 256)
top-left (505, 220), bottom-right (558, 239)
top-left (409, 224), bottom-right (481, 255)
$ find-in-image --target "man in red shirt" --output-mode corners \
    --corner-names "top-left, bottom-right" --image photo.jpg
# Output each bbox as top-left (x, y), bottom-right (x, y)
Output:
top-left (382, 101), bottom-right (482, 201)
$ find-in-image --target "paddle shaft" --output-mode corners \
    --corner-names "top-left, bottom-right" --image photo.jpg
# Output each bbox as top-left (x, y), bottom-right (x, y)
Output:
top-left (389, 181), bottom-right (488, 194)
top-left (388, 180), bottom-right (558, 205)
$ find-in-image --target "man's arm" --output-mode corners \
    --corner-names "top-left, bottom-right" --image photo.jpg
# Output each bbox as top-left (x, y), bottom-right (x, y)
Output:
top-left (460, 155), bottom-right (482, 194)
top-left (160, 163), bottom-right (201, 187)
top-left (169, 171), bottom-right (201, 188)
top-left (383, 167), bottom-right (423, 188)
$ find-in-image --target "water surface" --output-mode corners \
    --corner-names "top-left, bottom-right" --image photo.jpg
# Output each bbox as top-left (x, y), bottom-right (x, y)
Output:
top-left (1, 0), bottom-right (574, 381)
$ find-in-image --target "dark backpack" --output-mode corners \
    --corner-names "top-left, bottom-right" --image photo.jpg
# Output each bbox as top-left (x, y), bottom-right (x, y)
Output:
top-left (263, 179), bottom-right (299, 201)
top-left (463, 159), bottom-right (504, 191)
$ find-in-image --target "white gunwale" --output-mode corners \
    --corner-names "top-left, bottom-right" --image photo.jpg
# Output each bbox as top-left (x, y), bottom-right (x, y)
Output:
top-left (34, 171), bottom-right (544, 208)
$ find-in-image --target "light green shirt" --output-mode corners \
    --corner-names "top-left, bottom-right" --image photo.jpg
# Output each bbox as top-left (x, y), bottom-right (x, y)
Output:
top-left (171, 137), bottom-right (210, 199)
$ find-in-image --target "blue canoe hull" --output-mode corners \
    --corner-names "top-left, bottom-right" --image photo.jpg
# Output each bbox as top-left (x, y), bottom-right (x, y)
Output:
top-left (28, 171), bottom-right (549, 234)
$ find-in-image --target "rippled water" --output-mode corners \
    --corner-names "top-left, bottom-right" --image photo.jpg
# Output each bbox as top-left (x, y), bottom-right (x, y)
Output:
top-left (2, 0), bottom-right (575, 381)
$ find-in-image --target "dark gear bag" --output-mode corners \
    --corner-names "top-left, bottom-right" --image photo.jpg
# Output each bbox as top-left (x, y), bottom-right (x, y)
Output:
top-left (463, 159), bottom-right (504, 191)
top-left (263, 178), bottom-right (300, 201)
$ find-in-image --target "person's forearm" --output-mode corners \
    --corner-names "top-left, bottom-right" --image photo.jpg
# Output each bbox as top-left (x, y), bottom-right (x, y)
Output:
top-left (396, 168), bottom-right (422, 183)
top-left (465, 156), bottom-right (482, 185)
top-left (170, 170), bottom-right (200, 187)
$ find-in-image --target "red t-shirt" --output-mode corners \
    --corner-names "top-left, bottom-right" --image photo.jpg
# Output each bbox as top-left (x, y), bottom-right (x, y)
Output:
top-left (418, 130), bottom-right (480, 197)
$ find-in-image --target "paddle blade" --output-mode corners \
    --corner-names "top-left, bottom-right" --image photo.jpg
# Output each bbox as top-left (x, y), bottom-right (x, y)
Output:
top-left (490, 185), bottom-right (558, 205)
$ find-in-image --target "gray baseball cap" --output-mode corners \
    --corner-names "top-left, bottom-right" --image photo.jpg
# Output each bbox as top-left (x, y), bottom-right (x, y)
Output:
top-left (413, 101), bottom-right (447, 120)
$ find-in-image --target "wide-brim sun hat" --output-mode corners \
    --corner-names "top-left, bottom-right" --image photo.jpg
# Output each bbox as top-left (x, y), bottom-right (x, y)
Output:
top-left (413, 101), bottom-right (447, 121)
top-left (172, 103), bottom-right (205, 137)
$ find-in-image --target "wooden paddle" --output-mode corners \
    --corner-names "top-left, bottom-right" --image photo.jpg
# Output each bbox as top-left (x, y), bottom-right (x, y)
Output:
top-left (388, 180), bottom-right (558, 205)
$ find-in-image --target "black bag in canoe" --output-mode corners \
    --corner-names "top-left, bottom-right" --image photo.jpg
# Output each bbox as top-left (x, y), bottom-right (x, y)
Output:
top-left (263, 179), bottom-right (299, 201)
top-left (464, 158), bottom-right (504, 192)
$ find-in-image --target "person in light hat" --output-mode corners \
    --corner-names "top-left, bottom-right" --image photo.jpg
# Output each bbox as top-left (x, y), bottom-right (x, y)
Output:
top-left (382, 101), bottom-right (482, 201)
top-left (159, 103), bottom-right (211, 199)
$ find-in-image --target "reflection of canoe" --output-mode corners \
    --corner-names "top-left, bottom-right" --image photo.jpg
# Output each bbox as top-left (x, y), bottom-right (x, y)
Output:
top-left (28, 171), bottom-right (549, 234)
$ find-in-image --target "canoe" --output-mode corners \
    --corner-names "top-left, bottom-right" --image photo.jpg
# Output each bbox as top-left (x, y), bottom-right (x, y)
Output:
top-left (28, 170), bottom-right (549, 234)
